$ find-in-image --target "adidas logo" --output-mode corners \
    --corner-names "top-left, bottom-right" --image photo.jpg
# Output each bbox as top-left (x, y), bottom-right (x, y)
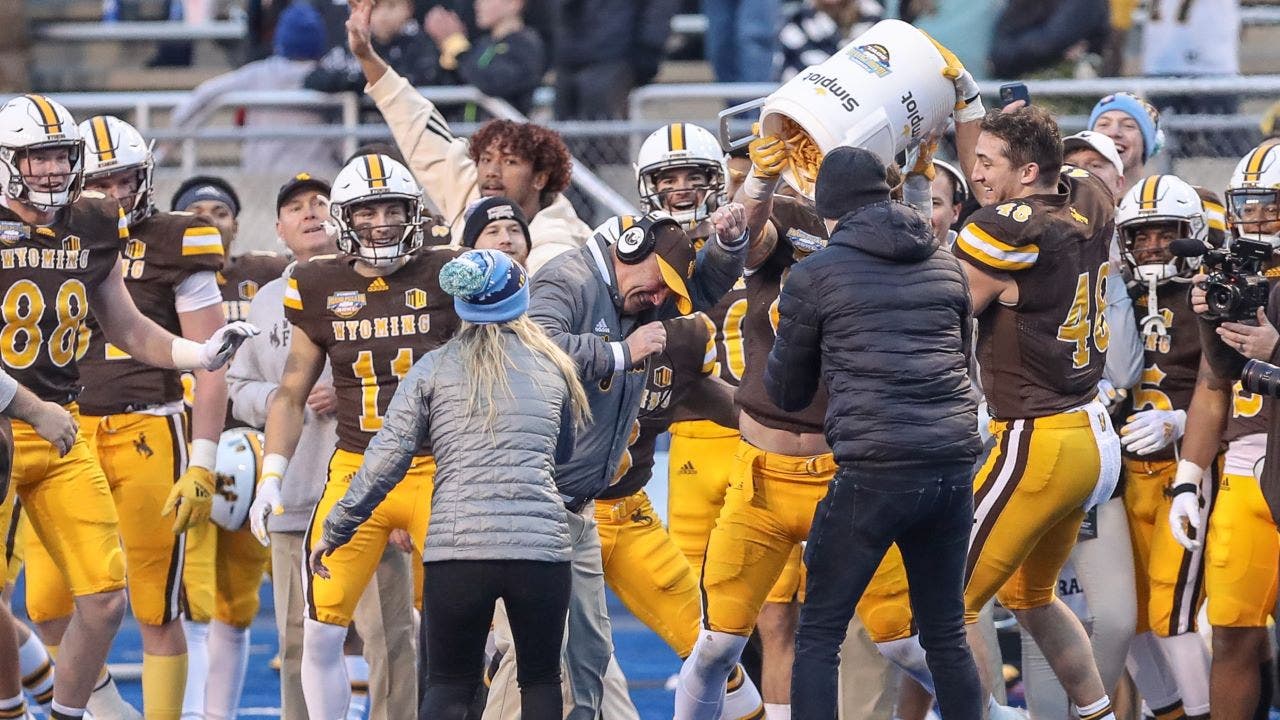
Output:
top-left (678, 460), bottom-right (696, 475)
top-left (594, 319), bottom-right (609, 334)
top-left (367, 277), bottom-right (389, 292)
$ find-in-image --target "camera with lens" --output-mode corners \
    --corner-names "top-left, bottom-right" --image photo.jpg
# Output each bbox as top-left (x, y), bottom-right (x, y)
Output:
top-left (1242, 358), bottom-right (1280, 398)
top-left (1184, 237), bottom-right (1272, 322)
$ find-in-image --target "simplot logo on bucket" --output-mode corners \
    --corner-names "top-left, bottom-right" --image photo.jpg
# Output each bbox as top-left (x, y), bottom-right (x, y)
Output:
top-left (801, 71), bottom-right (860, 113)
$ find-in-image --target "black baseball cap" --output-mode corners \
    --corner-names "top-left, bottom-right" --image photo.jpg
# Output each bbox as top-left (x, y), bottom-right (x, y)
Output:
top-left (276, 172), bottom-right (332, 214)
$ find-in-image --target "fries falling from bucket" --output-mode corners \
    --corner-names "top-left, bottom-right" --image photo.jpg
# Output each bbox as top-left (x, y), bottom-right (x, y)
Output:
top-left (779, 117), bottom-right (823, 198)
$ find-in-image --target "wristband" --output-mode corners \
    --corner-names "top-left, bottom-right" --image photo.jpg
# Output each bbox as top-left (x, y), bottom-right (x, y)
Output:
top-left (171, 337), bottom-right (204, 371)
top-left (716, 228), bottom-right (748, 252)
top-left (1170, 483), bottom-right (1198, 497)
top-left (955, 97), bottom-right (987, 124)
top-left (742, 174), bottom-right (780, 201)
top-left (1172, 459), bottom-right (1204, 493)
top-left (261, 453), bottom-right (289, 483)
top-left (190, 438), bottom-right (217, 470)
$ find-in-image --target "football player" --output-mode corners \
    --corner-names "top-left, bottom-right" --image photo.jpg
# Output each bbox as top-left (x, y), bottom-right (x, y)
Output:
top-left (257, 154), bottom-right (458, 719)
top-left (168, 174), bottom-right (286, 720)
top-left (1117, 175), bottom-right (1221, 720)
top-left (0, 94), bottom-right (253, 720)
top-left (1173, 139), bottom-right (1280, 717)
top-left (953, 106), bottom-right (1121, 719)
top-left (634, 123), bottom-right (746, 588)
top-left (15, 114), bottom-right (232, 720)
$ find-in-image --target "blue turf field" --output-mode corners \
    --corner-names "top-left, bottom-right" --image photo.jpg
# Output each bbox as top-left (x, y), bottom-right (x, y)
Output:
top-left (13, 455), bottom-right (684, 719)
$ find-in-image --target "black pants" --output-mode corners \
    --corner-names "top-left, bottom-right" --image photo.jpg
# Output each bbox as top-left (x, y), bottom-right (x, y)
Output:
top-left (793, 465), bottom-right (983, 720)
top-left (420, 559), bottom-right (571, 720)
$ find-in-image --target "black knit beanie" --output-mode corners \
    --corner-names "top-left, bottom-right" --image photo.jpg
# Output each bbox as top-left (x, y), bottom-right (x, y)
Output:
top-left (814, 146), bottom-right (891, 220)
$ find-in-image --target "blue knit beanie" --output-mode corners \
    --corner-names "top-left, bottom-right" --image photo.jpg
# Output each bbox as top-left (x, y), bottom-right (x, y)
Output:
top-left (439, 249), bottom-right (529, 324)
top-left (1089, 92), bottom-right (1163, 163)
top-left (273, 2), bottom-right (327, 61)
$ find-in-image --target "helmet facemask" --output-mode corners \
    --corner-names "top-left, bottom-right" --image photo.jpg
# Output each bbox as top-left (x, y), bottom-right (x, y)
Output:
top-left (1120, 218), bottom-right (1202, 284)
top-left (333, 195), bottom-right (424, 267)
top-left (0, 139), bottom-right (85, 211)
top-left (638, 161), bottom-right (726, 228)
top-left (1226, 187), bottom-right (1280, 250)
top-left (85, 162), bottom-right (153, 227)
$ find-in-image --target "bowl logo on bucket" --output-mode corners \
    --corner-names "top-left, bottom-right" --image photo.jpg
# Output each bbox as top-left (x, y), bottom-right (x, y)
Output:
top-left (844, 43), bottom-right (892, 78)
top-left (801, 71), bottom-right (860, 113)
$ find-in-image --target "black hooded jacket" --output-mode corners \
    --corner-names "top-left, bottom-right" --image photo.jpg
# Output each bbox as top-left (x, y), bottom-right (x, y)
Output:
top-left (764, 200), bottom-right (981, 469)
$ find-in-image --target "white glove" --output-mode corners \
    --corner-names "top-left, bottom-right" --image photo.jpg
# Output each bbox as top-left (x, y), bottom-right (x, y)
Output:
top-left (1119, 408), bottom-right (1186, 456)
top-left (249, 473), bottom-right (284, 546)
top-left (1168, 460), bottom-right (1206, 550)
top-left (199, 322), bottom-right (259, 371)
top-left (1094, 378), bottom-right (1127, 411)
top-left (951, 69), bottom-right (985, 122)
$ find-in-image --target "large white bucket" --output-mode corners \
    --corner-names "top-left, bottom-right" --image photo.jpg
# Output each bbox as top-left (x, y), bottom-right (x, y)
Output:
top-left (760, 19), bottom-right (955, 198)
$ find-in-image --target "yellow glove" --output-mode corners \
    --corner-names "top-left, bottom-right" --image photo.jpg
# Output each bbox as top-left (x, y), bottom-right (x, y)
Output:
top-left (922, 30), bottom-right (965, 80)
top-left (748, 135), bottom-right (789, 180)
top-left (163, 465), bottom-right (215, 534)
top-left (920, 30), bottom-right (985, 122)
top-left (910, 137), bottom-right (939, 182)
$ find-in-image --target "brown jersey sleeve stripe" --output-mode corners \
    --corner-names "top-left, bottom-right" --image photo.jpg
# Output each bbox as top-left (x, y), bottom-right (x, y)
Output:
top-left (965, 420), bottom-right (1033, 584)
top-left (1166, 458), bottom-right (1219, 636)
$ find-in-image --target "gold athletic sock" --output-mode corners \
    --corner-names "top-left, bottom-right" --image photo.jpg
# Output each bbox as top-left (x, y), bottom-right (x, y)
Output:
top-left (141, 653), bottom-right (187, 720)
top-left (1151, 700), bottom-right (1187, 720)
top-left (44, 644), bottom-right (58, 661)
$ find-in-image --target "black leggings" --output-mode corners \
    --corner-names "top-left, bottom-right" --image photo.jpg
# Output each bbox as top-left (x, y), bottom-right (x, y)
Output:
top-left (420, 559), bottom-right (571, 720)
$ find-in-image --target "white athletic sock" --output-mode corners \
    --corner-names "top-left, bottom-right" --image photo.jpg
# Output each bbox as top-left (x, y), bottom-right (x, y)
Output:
top-left (344, 654), bottom-right (370, 720)
top-left (17, 632), bottom-right (53, 714)
top-left (720, 664), bottom-right (763, 720)
top-left (205, 621), bottom-right (251, 720)
top-left (86, 670), bottom-right (140, 720)
top-left (302, 619), bottom-right (351, 720)
top-left (876, 635), bottom-right (936, 695)
top-left (1127, 632), bottom-right (1182, 711)
top-left (674, 630), bottom-right (746, 720)
top-left (180, 620), bottom-right (210, 720)
top-left (1075, 694), bottom-right (1115, 720)
top-left (763, 704), bottom-right (791, 720)
top-left (1155, 632), bottom-right (1210, 715)
top-left (50, 701), bottom-right (84, 718)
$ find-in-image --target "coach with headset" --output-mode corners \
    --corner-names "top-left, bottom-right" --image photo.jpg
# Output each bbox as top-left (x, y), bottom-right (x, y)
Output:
top-left (527, 206), bottom-right (748, 719)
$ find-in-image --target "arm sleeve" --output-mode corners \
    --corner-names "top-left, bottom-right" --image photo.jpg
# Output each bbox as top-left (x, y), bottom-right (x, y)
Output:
top-left (1103, 267), bottom-right (1144, 389)
top-left (365, 67), bottom-right (479, 227)
top-left (323, 356), bottom-right (434, 547)
top-left (764, 262), bottom-right (823, 411)
top-left (528, 269), bottom-right (628, 381)
top-left (174, 271), bottom-right (223, 313)
top-left (226, 290), bottom-right (282, 429)
top-left (0, 368), bottom-right (17, 413)
top-left (456, 33), bottom-right (547, 101)
top-left (903, 174), bottom-right (932, 220)
top-left (683, 231), bottom-right (748, 314)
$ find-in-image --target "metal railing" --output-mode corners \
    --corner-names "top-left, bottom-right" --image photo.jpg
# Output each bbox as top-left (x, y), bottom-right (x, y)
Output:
top-left (4, 86), bottom-right (637, 218)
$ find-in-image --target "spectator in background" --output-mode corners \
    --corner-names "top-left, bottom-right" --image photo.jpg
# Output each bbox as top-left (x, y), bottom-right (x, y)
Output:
top-left (553, 0), bottom-right (678, 119)
top-left (167, 1), bottom-right (339, 176)
top-left (702, 0), bottom-right (779, 83)
top-left (904, 0), bottom-right (1000, 79)
top-left (775, 0), bottom-right (883, 82)
top-left (424, 0), bottom-right (547, 115)
top-left (307, 0), bottom-right (444, 93)
top-left (987, 0), bottom-right (1109, 79)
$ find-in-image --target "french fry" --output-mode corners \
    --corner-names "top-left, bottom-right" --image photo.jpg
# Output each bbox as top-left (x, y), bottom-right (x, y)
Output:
top-left (778, 117), bottom-right (823, 197)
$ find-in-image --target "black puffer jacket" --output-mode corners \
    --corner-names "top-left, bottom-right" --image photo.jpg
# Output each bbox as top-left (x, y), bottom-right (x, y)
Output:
top-left (764, 200), bottom-right (981, 468)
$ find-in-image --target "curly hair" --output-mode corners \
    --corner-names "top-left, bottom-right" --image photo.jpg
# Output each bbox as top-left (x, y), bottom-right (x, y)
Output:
top-left (468, 120), bottom-right (573, 206)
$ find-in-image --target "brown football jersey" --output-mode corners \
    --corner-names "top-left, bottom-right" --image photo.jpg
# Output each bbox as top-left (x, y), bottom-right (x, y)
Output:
top-left (1126, 282), bottom-right (1202, 461)
top-left (285, 247), bottom-right (460, 453)
top-left (0, 193), bottom-right (128, 404)
top-left (599, 313), bottom-right (718, 501)
top-left (954, 169), bottom-right (1115, 419)
top-left (1194, 186), bottom-right (1227, 248)
top-left (78, 212), bottom-right (225, 416)
top-left (220, 251), bottom-right (289, 322)
top-left (736, 195), bottom-right (831, 434)
top-left (1225, 382), bottom-right (1271, 443)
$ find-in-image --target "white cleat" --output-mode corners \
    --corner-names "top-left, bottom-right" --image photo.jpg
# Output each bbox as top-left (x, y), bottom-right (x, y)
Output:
top-left (86, 681), bottom-right (143, 720)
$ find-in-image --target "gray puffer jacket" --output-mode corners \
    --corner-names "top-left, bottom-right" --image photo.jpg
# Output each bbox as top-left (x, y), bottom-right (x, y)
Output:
top-left (322, 329), bottom-right (576, 563)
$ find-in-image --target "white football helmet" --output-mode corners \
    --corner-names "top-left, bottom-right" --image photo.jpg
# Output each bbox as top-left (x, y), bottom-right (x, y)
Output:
top-left (1227, 139), bottom-right (1280, 249)
top-left (635, 123), bottom-right (727, 228)
top-left (0, 94), bottom-right (84, 210)
top-left (210, 427), bottom-right (264, 531)
top-left (330, 154), bottom-right (424, 266)
top-left (78, 115), bottom-right (154, 226)
top-left (1117, 174), bottom-right (1207, 283)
